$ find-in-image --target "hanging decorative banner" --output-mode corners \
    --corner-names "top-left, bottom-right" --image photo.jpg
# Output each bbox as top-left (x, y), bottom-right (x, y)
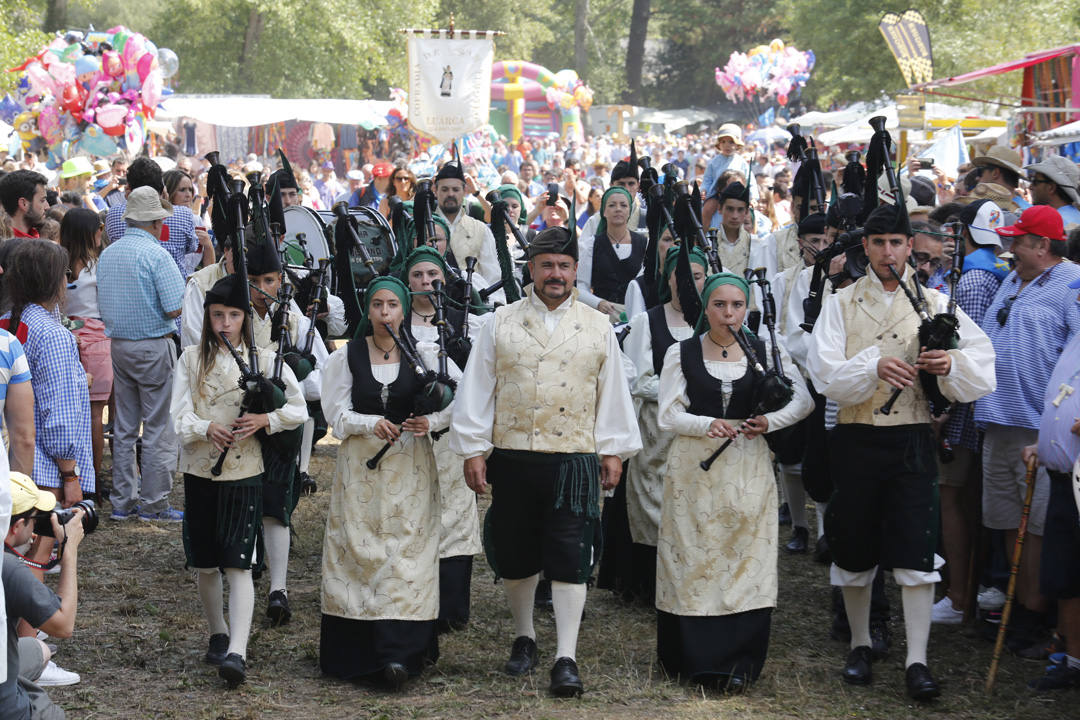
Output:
top-left (878, 9), bottom-right (934, 88)
top-left (404, 28), bottom-right (496, 145)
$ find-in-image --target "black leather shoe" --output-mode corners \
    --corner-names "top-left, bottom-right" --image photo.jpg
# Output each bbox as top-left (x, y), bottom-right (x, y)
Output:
top-left (870, 620), bottom-right (890, 659)
top-left (266, 590), bottom-right (292, 626)
top-left (784, 527), bottom-right (809, 554)
top-left (504, 636), bottom-right (538, 676)
top-left (841, 646), bottom-right (873, 685)
top-left (813, 535), bottom-right (831, 564)
top-left (778, 501), bottom-right (792, 526)
top-left (218, 653), bottom-right (246, 688)
top-left (716, 673), bottom-right (747, 694)
top-left (534, 578), bottom-right (553, 609)
top-left (549, 656), bottom-right (584, 697)
top-left (299, 472), bottom-right (317, 495)
top-left (204, 633), bottom-right (228, 666)
top-left (383, 662), bottom-right (408, 691)
top-left (905, 662), bottom-right (940, 700)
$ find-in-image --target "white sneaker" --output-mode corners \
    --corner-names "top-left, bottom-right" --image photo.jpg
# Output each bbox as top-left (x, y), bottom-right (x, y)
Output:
top-left (978, 586), bottom-right (1006, 610)
top-left (931, 596), bottom-right (964, 624)
top-left (36, 660), bottom-right (80, 687)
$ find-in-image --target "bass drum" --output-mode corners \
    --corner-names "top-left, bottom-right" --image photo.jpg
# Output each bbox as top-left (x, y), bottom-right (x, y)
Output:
top-left (283, 205), bottom-right (331, 267)
top-left (331, 205), bottom-right (396, 293)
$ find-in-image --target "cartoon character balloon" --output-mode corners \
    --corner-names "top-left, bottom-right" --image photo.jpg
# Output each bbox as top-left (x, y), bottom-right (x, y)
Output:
top-left (715, 39), bottom-right (814, 107)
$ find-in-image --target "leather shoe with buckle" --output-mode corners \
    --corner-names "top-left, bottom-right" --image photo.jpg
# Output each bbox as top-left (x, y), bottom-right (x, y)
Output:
top-left (504, 636), bottom-right (538, 676)
top-left (549, 656), bottom-right (584, 697)
top-left (842, 646), bottom-right (873, 685)
top-left (784, 526), bottom-right (809, 554)
top-left (218, 653), bottom-right (246, 688)
top-left (204, 633), bottom-right (229, 666)
top-left (266, 590), bottom-right (291, 626)
top-left (905, 662), bottom-right (940, 700)
top-left (383, 662), bottom-right (408, 691)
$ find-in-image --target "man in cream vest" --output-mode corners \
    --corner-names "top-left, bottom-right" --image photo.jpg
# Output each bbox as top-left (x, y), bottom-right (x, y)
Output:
top-left (450, 227), bottom-right (641, 698)
top-left (433, 159), bottom-right (501, 287)
top-left (807, 203), bottom-right (995, 700)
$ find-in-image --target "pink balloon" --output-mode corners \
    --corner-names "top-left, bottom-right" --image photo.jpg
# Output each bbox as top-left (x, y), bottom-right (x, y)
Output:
top-left (136, 52), bottom-right (156, 83)
top-left (141, 72), bottom-right (162, 114)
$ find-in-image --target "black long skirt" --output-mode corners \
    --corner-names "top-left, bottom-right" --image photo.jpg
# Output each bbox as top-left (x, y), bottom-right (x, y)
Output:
top-left (320, 614), bottom-right (439, 683)
top-left (437, 555), bottom-right (473, 633)
top-left (657, 607), bottom-right (772, 685)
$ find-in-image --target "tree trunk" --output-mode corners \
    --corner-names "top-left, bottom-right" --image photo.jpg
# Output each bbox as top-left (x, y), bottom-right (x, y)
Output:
top-left (237, 7), bottom-right (265, 92)
top-left (624, 0), bottom-right (650, 105)
top-left (575, 0), bottom-right (589, 79)
top-left (44, 0), bottom-right (68, 32)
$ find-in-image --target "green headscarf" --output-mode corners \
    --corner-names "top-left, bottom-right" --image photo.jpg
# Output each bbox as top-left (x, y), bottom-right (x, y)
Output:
top-left (356, 275), bottom-right (411, 338)
top-left (404, 245), bottom-right (448, 275)
top-left (497, 184), bottom-right (526, 224)
top-left (658, 245), bottom-right (709, 304)
top-left (596, 186), bottom-right (634, 239)
top-left (695, 271), bottom-right (751, 333)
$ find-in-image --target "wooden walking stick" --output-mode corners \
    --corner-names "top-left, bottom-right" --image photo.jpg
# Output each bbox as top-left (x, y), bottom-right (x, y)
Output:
top-left (985, 455), bottom-right (1039, 692)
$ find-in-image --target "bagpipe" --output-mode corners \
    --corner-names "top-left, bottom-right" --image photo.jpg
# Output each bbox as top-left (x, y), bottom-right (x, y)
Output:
top-left (203, 152), bottom-right (293, 477)
top-left (365, 321), bottom-right (457, 469)
top-left (699, 320), bottom-right (795, 471)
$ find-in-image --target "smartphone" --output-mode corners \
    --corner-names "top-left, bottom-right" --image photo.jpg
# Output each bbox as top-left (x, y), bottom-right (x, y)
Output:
top-left (546, 183), bottom-right (560, 206)
top-left (918, 159), bottom-right (934, 170)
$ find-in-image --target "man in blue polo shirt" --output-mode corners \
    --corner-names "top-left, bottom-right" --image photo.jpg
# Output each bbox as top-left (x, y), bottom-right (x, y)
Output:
top-left (976, 205), bottom-right (1080, 653)
top-left (97, 187), bottom-right (186, 522)
top-left (1025, 156), bottom-right (1080, 229)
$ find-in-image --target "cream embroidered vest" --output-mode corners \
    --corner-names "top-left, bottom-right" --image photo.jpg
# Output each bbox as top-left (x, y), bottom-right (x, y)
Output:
top-left (492, 290), bottom-right (610, 453)
top-left (252, 307), bottom-right (303, 350)
top-left (190, 260), bottom-right (227, 294)
top-left (178, 346), bottom-right (276, 480)
top-left (447, 213), bottom-right (487, 264)
top-left (835, 269), bottom-right (939, 427)
top-left (774, 224), bottom-right (801, 274)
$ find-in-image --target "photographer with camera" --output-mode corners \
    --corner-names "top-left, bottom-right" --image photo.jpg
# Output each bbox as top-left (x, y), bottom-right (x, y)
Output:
top-left (3, 472), bottom-right (89, 720)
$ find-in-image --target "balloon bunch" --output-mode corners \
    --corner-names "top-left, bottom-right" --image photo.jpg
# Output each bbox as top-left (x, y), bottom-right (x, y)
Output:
top-left (543, 69), bottom-right (593, 114)
top-left (714, 38), bottom-right (815, 107)
top-left (2, 26), bottom-right (178, 168)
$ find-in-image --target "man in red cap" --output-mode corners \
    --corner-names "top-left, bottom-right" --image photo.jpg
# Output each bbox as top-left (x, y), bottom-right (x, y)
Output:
top-left (975, 204), bottom-right (1080, 657)
top-left (355, 162), bottom-right (393, 210)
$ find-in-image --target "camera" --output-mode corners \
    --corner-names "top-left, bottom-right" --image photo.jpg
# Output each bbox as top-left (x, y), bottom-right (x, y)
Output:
top-left (546, 183), bottom-right (560, 206)
top-left (918, 158), bottom-right (934, 170)
top-left (34, 499), bottom-right (99, 538)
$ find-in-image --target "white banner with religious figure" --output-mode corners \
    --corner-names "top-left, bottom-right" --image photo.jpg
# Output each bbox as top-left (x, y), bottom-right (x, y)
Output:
top-left (407, 30), bottom-right (495, 145)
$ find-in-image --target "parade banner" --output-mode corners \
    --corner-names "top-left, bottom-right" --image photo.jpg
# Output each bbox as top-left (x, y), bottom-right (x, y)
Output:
top-left (878, 10), bottom-right (934, 88)
top-left (406, 29), bottom-right (495, 145)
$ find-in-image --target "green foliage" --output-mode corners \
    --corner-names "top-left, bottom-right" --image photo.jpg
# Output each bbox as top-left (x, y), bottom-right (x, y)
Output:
top-left (0, 1), bottom-right (49, 95)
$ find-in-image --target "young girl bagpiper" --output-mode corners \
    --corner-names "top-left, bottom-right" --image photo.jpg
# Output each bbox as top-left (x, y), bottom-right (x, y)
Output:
top-left (171, 274), bottom-right (307, 688)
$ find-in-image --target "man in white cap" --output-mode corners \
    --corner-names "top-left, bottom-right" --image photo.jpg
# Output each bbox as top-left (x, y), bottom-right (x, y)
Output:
top-left (3, 472), bottom-right (87, 717)
top-left (97, 186), bottom-right (187, 522)
top-left (1025, 155), bottom-right (1080, 228)
top-left (701, 123), bottom-right (751, 228)
top-left (971, 146), bottom-right (1028, 210)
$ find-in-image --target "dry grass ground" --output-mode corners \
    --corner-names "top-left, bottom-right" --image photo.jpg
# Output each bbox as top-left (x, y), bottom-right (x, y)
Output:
top-left (40, 437), bottom-right (1074, 719)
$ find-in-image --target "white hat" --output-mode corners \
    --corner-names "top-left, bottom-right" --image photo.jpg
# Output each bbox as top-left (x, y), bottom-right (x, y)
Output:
top-left (1025, 155), bottom-right (1080, 205)
top-left (966, 200), bottom-right (1006, 248)
top-left (346, 170), bottom-right (364, 181)
top-left (123, 186), bottom-right (172, 222)
top-left (716, 123), bottom-right (744, 146)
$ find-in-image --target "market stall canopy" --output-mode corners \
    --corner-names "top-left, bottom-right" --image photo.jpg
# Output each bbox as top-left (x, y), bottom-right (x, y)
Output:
top-left (1033, 119), bottom-right (1080, 146)
top-left (914, 44), bottom-right (1080, 88)
top-left (817, 102), bottom-right (981, 146)
top-left (746, 125), bottom-right (792, 146)
top-left (630, 108), bottom-right (718, 133)
top-left (789, 103), bottom-right (875, 129)
top-left (159, 94), bottom-right (393, 129)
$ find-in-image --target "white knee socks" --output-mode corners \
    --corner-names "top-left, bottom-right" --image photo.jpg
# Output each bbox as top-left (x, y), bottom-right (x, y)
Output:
top-left (816, 502), bottom-right (827, 539)
top-left (196, 568), bottom-right (227, 636)
top-left (224, 568), bottom-right (255, 659)
top-left (503, 574), bottom-right (539, 640)
top-left (780, 465), bottom-right (807, 529)
top-left (551, 581), bottom-right (587, 661)
top-left (299, 418), bottom-right (314, 474)
top-left (842, 584), bottom-right (872, 649)
top-left (901, 583), bottom-right (934, 668)
top-left (263, 517), bottom-right (290, 594)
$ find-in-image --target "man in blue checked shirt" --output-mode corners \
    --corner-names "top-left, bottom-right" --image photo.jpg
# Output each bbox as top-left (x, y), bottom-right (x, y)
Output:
top-left (98, 187), bottom-right (186, 523)
top-left (976, 205), bottom-right (1080, 653)
top-left (1021, 278), bottom-right (1080, 690)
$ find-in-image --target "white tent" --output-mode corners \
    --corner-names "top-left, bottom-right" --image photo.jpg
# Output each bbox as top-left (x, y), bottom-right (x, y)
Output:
top-left (158, 94), bottom-right (392, 129)
top-left (816, 103), bottom-right (981, 146)
top-left (1033, 119), bottom-right (1080, 146)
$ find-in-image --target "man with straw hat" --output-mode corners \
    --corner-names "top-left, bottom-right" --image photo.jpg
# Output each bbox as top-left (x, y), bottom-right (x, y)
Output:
top-left (971, 146), bottom-right (1027, 210)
